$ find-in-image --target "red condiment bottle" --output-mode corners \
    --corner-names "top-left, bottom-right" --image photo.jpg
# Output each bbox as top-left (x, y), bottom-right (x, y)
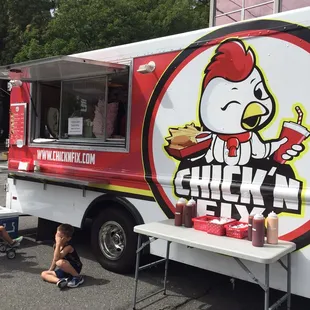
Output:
top-left (175, 198), bottom-right (186, 226)
top-left (180, 198), bottom-right (188, 225)
top-left (188, 198), bottom-right (197, 218)
top-left (183, 203), bottom-right (193, 228)
top-left (248, 214), bottom-right (254, 241)
top-left (252, 213), bottom-right (265, 247)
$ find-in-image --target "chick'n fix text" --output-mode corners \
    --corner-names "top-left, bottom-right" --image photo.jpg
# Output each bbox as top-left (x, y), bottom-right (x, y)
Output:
top-left (174, 164), bottom-right (302, 220)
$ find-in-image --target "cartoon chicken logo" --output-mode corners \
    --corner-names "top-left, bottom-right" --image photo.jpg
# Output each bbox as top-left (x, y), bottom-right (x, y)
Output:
top-left (165, 38), bottom-right (309, 166)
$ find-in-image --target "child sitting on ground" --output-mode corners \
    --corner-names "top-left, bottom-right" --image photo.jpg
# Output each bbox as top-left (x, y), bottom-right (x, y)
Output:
top-left (0, 225), bottom-right (23, 246)
top-left (41, 223), bottom-right (84, 289)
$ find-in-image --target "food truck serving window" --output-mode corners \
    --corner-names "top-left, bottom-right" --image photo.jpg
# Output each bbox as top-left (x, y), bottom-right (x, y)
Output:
top-left (0, 56), bottom-right (130, 149)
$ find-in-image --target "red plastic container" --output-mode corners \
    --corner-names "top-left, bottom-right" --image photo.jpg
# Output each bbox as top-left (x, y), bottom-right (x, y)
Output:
top-left (193, 215), bottom-right (236, 236)
top-left (225, 221), bottom-right (249, 239)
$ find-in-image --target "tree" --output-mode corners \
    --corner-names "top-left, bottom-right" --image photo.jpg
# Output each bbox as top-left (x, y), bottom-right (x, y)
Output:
top-left (0, 0), bottom-right (54, 65)
top-left (12, 0), bottom-right (55, 63)
top-left (0, 0), bottom-right (9, 65)
top-left (0, 0), bottom-right (210, 64)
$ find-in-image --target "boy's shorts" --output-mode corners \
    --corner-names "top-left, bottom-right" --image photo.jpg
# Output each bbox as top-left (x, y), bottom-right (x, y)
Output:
top-left (54, 260), bottom-right (82, 279)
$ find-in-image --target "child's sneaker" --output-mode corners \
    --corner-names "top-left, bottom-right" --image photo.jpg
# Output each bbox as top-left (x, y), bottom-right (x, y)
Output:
top-left (67, 276), bottom-right (84, 288)
top-left (10, 236), bottom-right (23, 247)
top-left (56, 278), bottom-right (68, 289)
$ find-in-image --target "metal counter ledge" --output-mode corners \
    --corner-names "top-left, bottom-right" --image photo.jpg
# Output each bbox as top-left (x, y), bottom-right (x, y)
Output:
top-left (7, 169), bottom-right (110, 197)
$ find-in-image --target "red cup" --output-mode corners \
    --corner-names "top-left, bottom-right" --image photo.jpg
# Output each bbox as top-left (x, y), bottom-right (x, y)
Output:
top-left (273, 121), bottom-right (310, 164)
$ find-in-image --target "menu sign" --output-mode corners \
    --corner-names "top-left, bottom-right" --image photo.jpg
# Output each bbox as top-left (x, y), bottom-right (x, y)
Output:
top-left (10, 103), bottom-right (27, 146)
top-left (68, 117), bottom-right (83, 135)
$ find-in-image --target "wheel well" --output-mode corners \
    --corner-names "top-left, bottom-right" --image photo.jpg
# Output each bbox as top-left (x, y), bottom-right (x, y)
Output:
top-left (81, 194), bottom-right (144, 229)
top-left (82, 194), bottom-right (150, 256)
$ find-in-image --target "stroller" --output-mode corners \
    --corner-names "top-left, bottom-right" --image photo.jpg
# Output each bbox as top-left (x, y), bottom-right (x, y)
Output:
top-left (0, 239), bottom-right (19, 259)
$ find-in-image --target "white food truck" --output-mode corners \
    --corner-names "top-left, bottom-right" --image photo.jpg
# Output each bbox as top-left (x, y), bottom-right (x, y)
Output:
top-left (1, 5), bottom-right (310, 299)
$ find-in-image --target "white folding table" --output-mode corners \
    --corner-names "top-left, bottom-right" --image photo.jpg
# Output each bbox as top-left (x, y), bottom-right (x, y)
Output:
top-left (133, 219), bottom-right (295, 310)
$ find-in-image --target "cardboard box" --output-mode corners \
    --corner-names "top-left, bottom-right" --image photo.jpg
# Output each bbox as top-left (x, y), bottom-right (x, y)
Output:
top-left (0, 152), bottom-right (8, 161)
top-left (165, 139), bottom-right (212, 160)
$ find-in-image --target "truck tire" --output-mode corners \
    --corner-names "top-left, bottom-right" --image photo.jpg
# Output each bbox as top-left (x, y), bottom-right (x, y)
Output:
top-left (91, 208), bottom-right (137, 274)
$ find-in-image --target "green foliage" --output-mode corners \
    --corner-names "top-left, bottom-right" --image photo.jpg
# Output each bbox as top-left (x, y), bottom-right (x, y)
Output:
top-left (0, 0), bottom-right (53, 65)
top-left (0, 0), bottom-right (209, 65)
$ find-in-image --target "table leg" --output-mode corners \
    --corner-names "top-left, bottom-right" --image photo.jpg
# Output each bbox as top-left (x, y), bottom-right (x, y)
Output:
top-left (133, 234), bottom-right (142, 310)
top-left (163, 241), bottom-right (171, 295)
top-left (287, 253), bottom-right (291, 310)
top-left (264, 264), bottom-right (270, 310)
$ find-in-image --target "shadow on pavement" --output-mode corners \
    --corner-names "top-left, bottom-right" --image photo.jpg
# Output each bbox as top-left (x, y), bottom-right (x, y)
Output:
top-left (0, 250), bottom-right (42, 276)
top-left (80, 275), bottom-right (110, 287)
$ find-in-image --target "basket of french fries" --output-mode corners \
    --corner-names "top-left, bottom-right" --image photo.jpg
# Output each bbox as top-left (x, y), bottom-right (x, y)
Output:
top-left (164, 123), bottom-right (212, 160)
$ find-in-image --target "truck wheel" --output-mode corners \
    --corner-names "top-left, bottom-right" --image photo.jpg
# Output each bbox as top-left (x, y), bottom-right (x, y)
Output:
top-left (91, 208), bottom-right (137, 274)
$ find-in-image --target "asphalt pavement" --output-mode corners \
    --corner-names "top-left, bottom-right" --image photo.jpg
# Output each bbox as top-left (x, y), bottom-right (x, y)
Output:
top-left (0, 167), bottom-right (310, 310)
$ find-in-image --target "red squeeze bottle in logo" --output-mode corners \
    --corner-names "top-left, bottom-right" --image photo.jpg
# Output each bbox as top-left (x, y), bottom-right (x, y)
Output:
top-left (252, 213), bottom-right (265, 247)
top-left (175, 198), bottom-right (186, 226)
